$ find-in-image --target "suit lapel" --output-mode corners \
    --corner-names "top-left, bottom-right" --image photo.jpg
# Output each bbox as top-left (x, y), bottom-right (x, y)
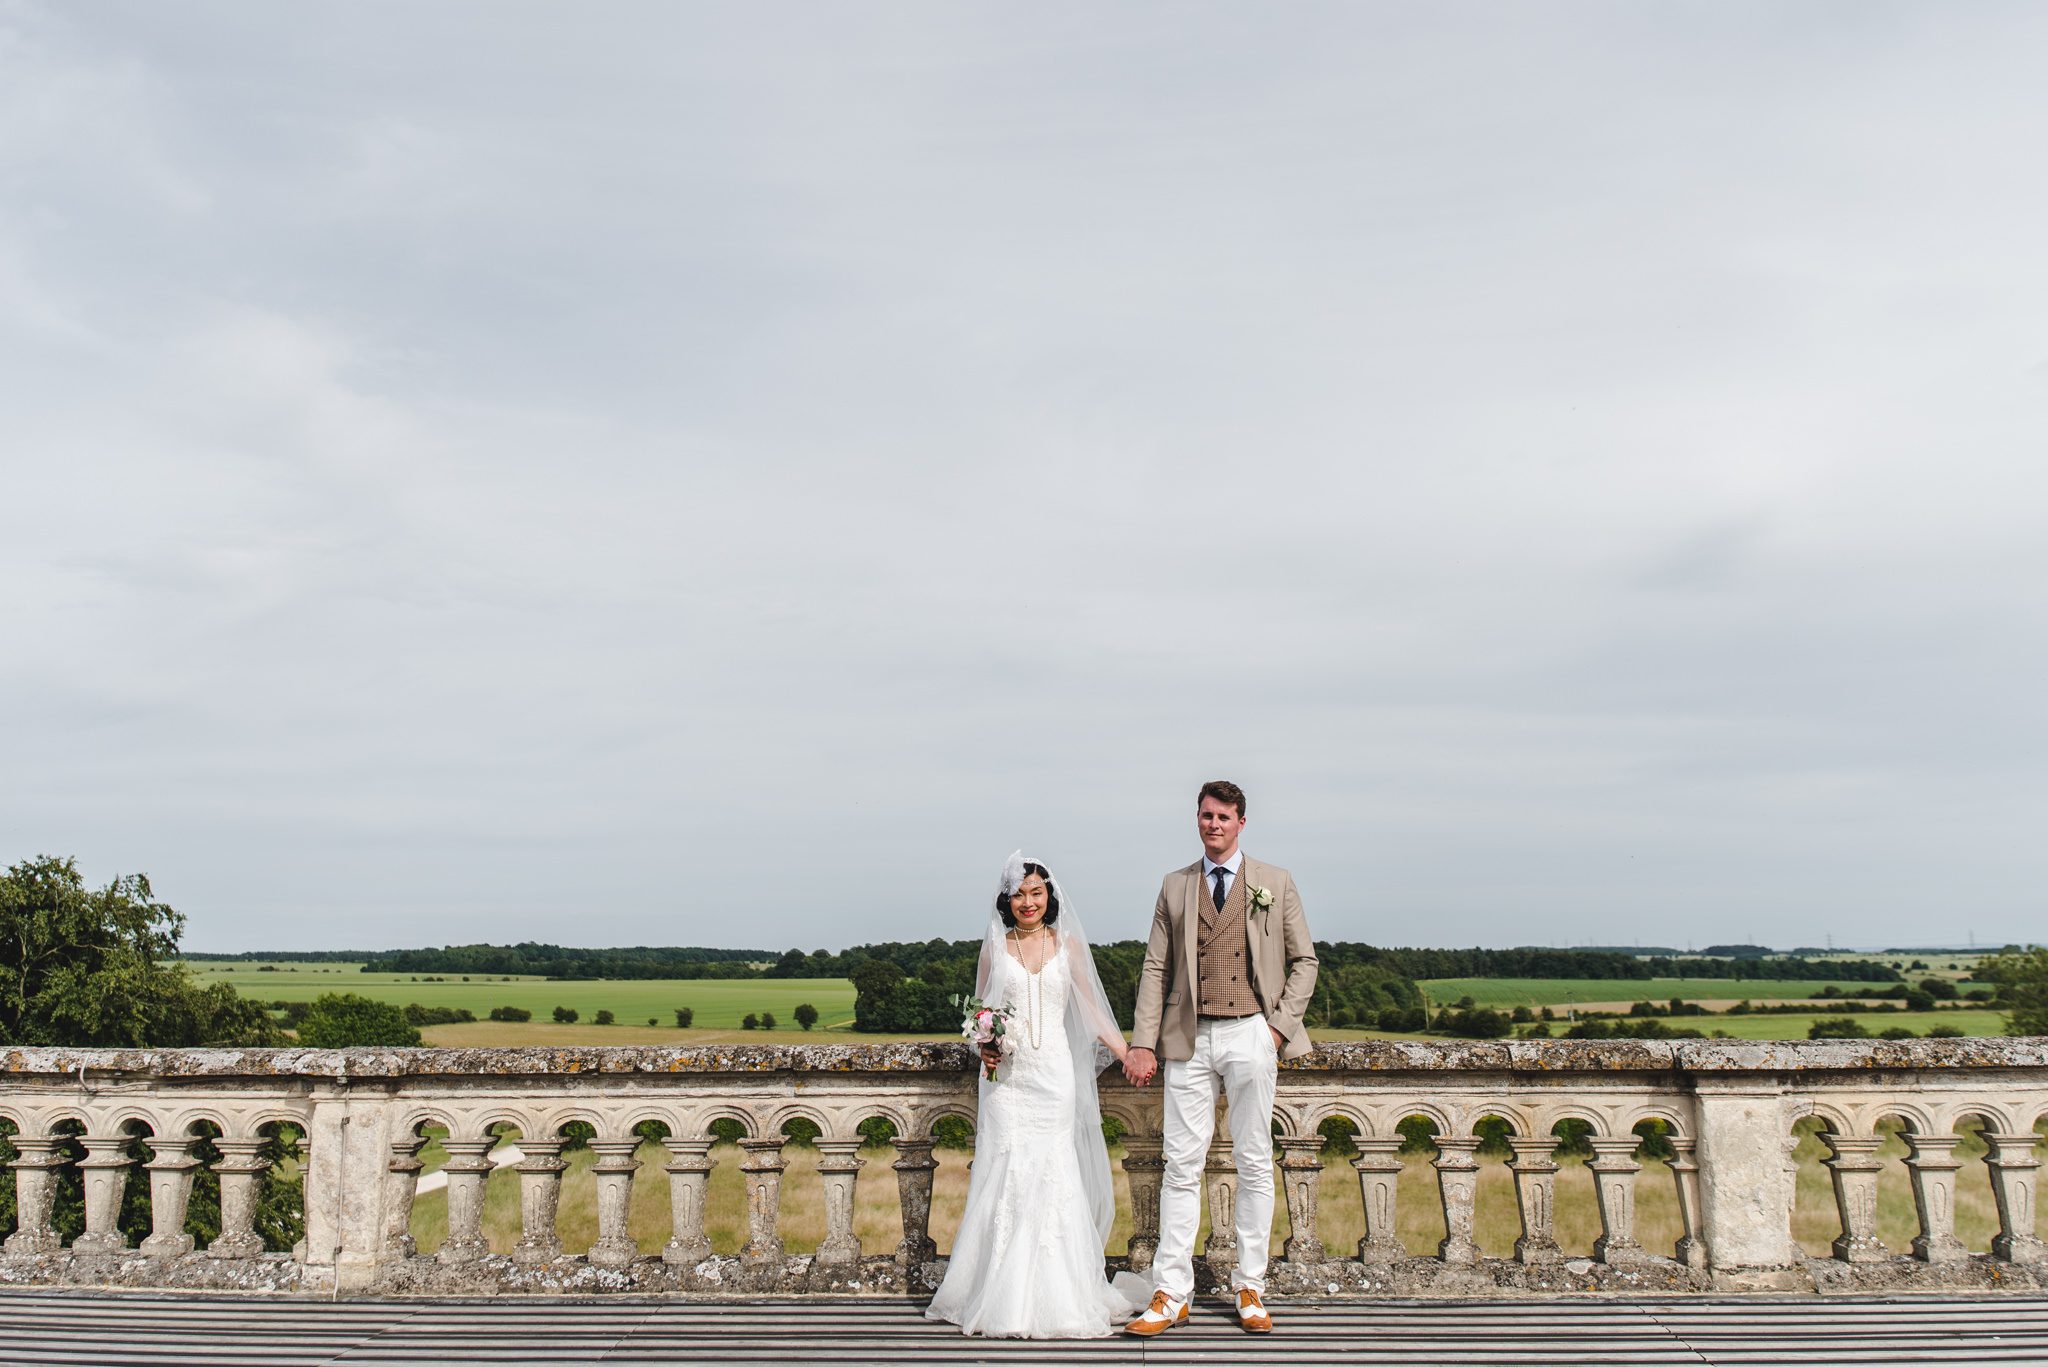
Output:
top-left (1180, 862), bottom-right (1202, 990)
top-left (1242, 857), bottom-right (1269, 997)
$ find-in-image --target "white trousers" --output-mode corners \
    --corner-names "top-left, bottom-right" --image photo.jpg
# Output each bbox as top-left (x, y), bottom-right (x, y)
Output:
top-left (1152, 1013), bottom-right (1278, 1300)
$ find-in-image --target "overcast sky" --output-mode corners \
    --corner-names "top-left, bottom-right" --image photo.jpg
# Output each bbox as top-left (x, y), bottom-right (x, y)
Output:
top-left (3, 3), bottom-right (2044, 954)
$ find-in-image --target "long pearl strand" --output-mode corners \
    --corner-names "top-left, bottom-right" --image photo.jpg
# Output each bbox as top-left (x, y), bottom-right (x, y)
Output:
top-left (1011, 927), bottom-right (1048, 1050)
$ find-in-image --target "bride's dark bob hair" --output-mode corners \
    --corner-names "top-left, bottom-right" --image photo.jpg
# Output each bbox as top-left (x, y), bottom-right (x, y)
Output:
top-left (997, 861), bottom-right (1061, 928)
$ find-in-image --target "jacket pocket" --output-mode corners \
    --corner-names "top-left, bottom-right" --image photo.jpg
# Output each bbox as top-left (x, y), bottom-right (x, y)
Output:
top-left (1165, 991), bottom-right (1182, 1006)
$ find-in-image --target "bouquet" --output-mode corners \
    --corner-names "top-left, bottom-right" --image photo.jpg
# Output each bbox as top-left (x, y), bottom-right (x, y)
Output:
top-left (952, 993), bottom-right (1015, 1081)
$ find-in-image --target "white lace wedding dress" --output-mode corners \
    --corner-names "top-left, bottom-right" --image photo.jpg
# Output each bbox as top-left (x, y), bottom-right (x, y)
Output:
top-left (923, 943), bottom-right (1144, 1338)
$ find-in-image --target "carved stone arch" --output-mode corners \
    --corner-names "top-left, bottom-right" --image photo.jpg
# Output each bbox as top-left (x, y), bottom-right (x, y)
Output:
top-left (1463, 1100), bottom-right (1538, 1138)
top-left (462, 1106), bottom-right (536, 1143)
top-left (88, 1104), bottom-right (162, 1137)
top-left (1942, 1102), bottom-right (2012, 1136)
top-left (1304, 1100), bottom-right (1378, 1138)
top-left (760, 1101), bottom-right (833, 1140)
top-left (838, 1099), bottom-right (915, 1144)
top-left (1096, 1096), bottom-right (1151, 1137)
top-left (0, 1100), bottom-right (34, 1133)
top-left (1863, 1099), bottom-right (1938, 1137)
top-left (1803, 1099), bottom-right (1856, 1137)
top-left (30, 1105), bottom-right (91, 1138)
top-left (393, 1107), bottom-right (467, 1142)
top-left (910, 1100), bottom-right (977, 1143)
top-left (675, 1102), bottom-right (762, 1142)
top-left (1385, 1099), bottom-right (1454, 1139)
top-left (607, 1105), bottom-right (684, 1143)
top-left (534, 1104), bottom-right (608, 1139)
top-left (157, 1106), bottom-right (236, 1139)
top-left (1269, 1099), bottom-right (1320, 1142)
top-left (1619, 1102), bottom-right (1693, 1140)
top-left (1530, 1100), bottom-right (1606, 1139)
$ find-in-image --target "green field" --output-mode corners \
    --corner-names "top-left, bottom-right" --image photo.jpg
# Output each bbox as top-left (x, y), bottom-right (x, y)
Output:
top-left (1421, 977), bottom-right (1938, 1009)
top-left (1685, 1009), bottom-right (2006, 1041)
top-left (182, 961), bottom-right (856, 1030)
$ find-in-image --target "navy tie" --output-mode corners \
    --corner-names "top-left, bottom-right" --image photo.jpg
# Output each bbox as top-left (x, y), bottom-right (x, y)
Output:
top-left (1212, 868), bottom-right (1227, 911)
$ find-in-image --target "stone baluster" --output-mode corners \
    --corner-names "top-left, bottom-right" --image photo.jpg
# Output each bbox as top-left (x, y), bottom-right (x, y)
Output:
top-left (1352, 1137), bottom-right (1404, 1263)
top-left (1818, 1132), bottom-right (1887, 1263)
top-left (1588, 1137), bottom-right (1649, 1266)
top-left (662, 1140), bottom-right (716, 1265)
top-left (1506, 1136), bottom-right (1561, 1264)
top-left (382, 1136), bottom-right (428, 1260)
top-left (512, 1137), bottom-right (569, 1264)
top-left (891, 1139), bottom-right (938, 1266)
top-left (290, 1130), bottom-right (310, 1263)
top-left (1277, 1135), bottom-right (1325, 1262)
top-left (1120, 1135), bottom-right (1166, 1271)
top-left (585, 1138), bottom-right (643, 1268)
top-left (71, 1131), bottom-right (136, 1255)
top-left (1902, 1131), bottom-right (1966, 1264)
top-left (1666, 1135), bottom-right (1707, 1270)
top-left (139, 1136), bottom-right (203, 1258)
top-left (812, 1140), bottom-right (866, 1267)
top-left (738, 1137), bottom-right (787, 1268)
top-left (437, 1138), bottom-right (498, 1265)
top-left (1203, 1136), bottom-right (1239, 1272)
top-left (209, 1138), bottom-right (272, 1259)
top-left (1985, 1131), bottom-right (2048, 1265)
top-left (1432, 1136), bottom-right (1481, 1264)
top-left (4, 1136), bottom-right (69, 1255)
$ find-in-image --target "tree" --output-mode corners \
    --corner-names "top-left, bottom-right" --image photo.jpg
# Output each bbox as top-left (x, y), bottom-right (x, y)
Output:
top-left (759, 1011), bottom-right (777, 1030)
top-left (593, 1009), bottom-right (615, 1025)
top-left (294, 993), bottom-right (422, 1047)
top-left (1977, 946), bottom-right (2048, 1036)
top-left (1808, 1017), bottom-right (1869, 1039)
top-left (674, 1007), bottom-right (694, 1028)
top-left (0, 856), bottom-right (278, 1047)
top-left (552, 1005), bottom-right (578, 1023)
top-left (1919, 976), bottom-right (1960, 1000)
top-left (741, 1013), bottom-right (759, 1030)
top-left (489, 1005), bottom-right (532, 1022)
top-left (794, 1002), bottom-right (819, 1031)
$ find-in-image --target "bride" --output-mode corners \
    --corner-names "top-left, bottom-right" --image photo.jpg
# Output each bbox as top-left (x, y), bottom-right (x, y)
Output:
top-left (924, 852), bottom-right (1149, 1338)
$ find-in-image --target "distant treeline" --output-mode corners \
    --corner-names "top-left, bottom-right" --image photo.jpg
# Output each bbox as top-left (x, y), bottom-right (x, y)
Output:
top-left (183, 950), bottom-right (375, 962)
top-left (1356, 945), bottom-right (1902, 983)
top-left (360, 943), bottom-right (778, 978)
top-left (328, 940), bottom-right (1903, 990)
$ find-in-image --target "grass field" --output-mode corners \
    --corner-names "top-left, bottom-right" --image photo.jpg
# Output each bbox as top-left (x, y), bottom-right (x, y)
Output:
top-left (1421, 977), bottom-right (1942, 1010)
top-left (182, 961), bottom-right (856, 1030)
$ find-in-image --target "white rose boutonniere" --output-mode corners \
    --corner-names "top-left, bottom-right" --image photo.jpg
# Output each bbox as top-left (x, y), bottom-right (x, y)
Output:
top-left (1246, 885), bottom-right (1275, 915)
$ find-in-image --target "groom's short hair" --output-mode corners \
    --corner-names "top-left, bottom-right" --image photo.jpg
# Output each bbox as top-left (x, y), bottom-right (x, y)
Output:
top-left (1198, 780), bottom-right (1246, 818)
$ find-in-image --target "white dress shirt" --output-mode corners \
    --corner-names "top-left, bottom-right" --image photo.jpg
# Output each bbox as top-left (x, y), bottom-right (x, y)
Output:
top-left (1202, 849), bottom-right (1244, 905)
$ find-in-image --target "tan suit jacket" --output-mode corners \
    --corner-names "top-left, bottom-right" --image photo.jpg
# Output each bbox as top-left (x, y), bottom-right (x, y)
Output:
top-left (1130, 856), bottom-right (1319, 1061)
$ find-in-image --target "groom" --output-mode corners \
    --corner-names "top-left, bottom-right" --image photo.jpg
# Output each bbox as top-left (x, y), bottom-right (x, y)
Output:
top-left (1122, 780), bottom-right (1318, 1336)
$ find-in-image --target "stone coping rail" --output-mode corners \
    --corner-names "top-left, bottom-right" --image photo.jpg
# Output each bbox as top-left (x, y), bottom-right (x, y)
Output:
top-left (3, 1039), bottom-right (2045, 1299)
top-left (10, 1036), bottom-right (2048, 1077)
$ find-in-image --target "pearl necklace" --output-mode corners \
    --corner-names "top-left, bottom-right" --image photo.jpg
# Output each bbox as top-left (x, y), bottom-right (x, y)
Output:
top-left (1010, 927), bottom-right (1049, 1050)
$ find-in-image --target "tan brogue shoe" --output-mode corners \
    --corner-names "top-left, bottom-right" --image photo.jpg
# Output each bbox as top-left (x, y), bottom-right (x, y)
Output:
top-left (1236, 1287), bottom-right (1273, 1333)
top-left (1124, 1290), bottom-right (1189, 1337)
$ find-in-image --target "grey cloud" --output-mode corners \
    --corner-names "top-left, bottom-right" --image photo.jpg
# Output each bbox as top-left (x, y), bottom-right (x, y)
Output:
top-left (2, 1), bottom-right (2044, 952)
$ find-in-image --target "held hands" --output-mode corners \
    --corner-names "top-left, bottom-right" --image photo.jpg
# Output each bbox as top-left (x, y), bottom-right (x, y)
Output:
top-left (1122, 1046), bottom-right (1157, 1087)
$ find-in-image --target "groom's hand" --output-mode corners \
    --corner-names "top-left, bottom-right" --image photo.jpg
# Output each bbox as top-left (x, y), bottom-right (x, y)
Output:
top-left (1123, 1046), bottom-right (1157, 1086)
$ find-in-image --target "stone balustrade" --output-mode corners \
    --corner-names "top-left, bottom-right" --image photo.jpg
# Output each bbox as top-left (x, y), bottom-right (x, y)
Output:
top-left (2, 1038), bottom-right (2044, 1296)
